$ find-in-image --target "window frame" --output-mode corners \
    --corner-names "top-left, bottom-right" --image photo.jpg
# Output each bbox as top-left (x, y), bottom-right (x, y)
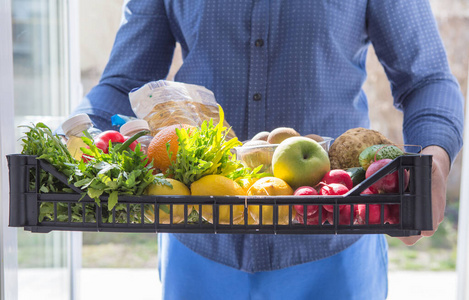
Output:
top-left (0, 0), bottom-right (19, 298)
top-left (457, 69), bottom-right (469, 300)
top-left (1, 0), bottom-right (82, 299)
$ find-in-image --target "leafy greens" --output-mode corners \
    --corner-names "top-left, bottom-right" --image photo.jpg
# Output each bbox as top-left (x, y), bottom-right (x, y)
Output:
top-left (167, 106), bottom-right (267, 186)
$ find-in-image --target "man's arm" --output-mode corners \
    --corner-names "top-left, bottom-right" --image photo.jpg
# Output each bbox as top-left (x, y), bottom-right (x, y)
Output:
top-left (70, 0), bottom-right (176, 131)
top-left (366, 0), bottom-right (464, 243)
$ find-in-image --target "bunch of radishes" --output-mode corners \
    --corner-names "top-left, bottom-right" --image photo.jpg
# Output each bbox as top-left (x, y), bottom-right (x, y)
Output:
top-left (293, 158), bottom-right (406, 226)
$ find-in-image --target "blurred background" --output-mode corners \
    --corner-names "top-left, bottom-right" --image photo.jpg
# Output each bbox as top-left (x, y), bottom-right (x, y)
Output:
top-left (10, 0), bottom-right (468, 299)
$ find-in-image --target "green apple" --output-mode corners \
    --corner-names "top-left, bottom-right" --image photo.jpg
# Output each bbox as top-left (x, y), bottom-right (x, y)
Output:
top-left (272, 137), bottom-right (330, 189)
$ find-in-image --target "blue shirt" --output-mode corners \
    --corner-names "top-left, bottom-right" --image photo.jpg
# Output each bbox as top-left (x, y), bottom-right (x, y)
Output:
top-left (71, 0), bottom-right (464, 272)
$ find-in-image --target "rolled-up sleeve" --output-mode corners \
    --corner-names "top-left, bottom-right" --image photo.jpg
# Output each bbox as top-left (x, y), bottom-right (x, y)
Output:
top-left (71, 0), bottom-right (176, 131)
top-left (367, 0), bottom-right (464, 163)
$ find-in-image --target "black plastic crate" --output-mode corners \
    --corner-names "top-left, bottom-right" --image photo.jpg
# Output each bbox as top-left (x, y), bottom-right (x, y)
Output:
top-left (7, 153), bottom-right (432, 236)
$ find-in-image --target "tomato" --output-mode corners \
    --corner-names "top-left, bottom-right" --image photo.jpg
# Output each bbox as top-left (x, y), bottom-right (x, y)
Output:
top-left (94, 130), bottom-right (125, 153)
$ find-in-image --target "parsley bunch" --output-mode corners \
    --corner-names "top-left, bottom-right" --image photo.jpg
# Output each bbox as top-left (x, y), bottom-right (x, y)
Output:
top-left (20, 123), bottom-right (76, 193)
top-left (20, 123), bottom-right (169, 213)
top-left (73, 136), bottom-right (169, 210)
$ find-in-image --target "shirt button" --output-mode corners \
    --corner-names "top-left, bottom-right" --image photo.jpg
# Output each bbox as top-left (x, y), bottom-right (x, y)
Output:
top-left (255, 39), bottom-right (264, 47)
top-left (253, 93), bottom-right (262, 101)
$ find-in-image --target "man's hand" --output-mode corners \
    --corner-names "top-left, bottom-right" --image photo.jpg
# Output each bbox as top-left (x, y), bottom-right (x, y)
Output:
top-left (398, 146), bottom-right (451, 245)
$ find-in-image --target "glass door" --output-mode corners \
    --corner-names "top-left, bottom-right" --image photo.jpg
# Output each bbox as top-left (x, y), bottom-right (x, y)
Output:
top-left (0, 0), bottom-right (18, 299)
top-left (1, 0), bottom-right (81, 299)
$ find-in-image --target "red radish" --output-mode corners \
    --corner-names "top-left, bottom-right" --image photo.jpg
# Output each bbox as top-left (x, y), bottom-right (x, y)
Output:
top-left (325, 205), bottom-right (358, 225)
top-left (385, 204), bottom-right (400, 224)
top-left (361, 187), bottom-right (376, 195)
top-left (293, 186), bottom-right (319, 216)
top-left (338, 205), bottom-right (359, 225)
top-left (324, 210), bottom-right (334, 225)
top-left (295, 208), bottom-right (328, 225)
top-left (356, 204), bottom-right (389, 225)
top-left (321, 169), bottom-right (353, 190)
top-left (319, 183), bottom-right (349, 212)
top-left (366, 159), bottom-right (409, 194)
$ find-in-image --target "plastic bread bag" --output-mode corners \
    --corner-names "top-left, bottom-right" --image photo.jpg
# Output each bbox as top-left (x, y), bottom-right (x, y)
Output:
top-left (129, 80), bottom-right (236, 139)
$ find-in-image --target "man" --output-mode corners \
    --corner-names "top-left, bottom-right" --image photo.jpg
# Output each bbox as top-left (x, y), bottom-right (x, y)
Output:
top-left (69, 1), bottom-right (464, 298)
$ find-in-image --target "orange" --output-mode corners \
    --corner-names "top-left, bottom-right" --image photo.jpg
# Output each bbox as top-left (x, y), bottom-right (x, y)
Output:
top-left (147, 124), bottom-right (195, 173)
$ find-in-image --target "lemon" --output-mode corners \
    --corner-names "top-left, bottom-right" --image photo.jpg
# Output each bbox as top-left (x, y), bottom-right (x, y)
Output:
top-left (145, 178), bottom-right (191, 224)
top-left (246, 211), bottom-right (258, 225)
top-left (191, 175), bottom-right (246, 224)
top-left (247, 177), bottom-right (296, 225)
top-left (235, 177), bottom-right (260, 194)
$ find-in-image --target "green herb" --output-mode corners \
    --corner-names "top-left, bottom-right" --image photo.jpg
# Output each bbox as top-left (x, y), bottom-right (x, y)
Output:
top-left (20, 123), bottom-right (76, 193)
top-left (73, 136), bottom-right (170, 210)
top-left (39, 202), bottom-right (97, 223)
top-left (186, 208), bottom-right (210, 224)
top-left (167, 106), bottom-right (267, 186)
top-left (20, 123), bottom-right (170, 221)
top-left (115, 130), bottom-right (150, 153)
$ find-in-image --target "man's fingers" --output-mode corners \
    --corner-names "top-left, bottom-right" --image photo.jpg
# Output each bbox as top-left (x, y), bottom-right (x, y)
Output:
top-left (421, 230), bottom-right (435, 237)
top-left (398, 235), bottom-right (422, 245)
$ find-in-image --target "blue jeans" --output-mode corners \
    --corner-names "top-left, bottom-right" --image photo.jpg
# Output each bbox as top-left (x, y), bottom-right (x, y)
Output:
top-left (158, 233), bottom-right (388, 300)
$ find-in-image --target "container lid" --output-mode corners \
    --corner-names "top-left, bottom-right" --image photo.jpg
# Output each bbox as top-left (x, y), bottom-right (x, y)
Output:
top-left (61, 114), bottom-right (92, 136)
top-left (120, 119), bottom-right (150, 136)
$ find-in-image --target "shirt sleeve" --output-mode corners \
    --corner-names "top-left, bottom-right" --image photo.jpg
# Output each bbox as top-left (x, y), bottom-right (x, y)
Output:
top-left (366, 0), bottom-right (464, 163)
top-left (70, 0), bottom-right (176, 131)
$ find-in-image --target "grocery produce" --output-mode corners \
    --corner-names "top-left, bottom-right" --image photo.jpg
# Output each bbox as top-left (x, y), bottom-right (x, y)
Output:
top-left (251, 131), bottom-right (270, 141)
top-left (20, 123), bottom-right (76, 193)
top-left (145, 178), bottom-right (191, 224)
top-left (356, 186), bottom-right (393, 225)
top-left (320, 170), bottom-right (353, 190)
top-left (366, 159), bottom-right (409, 194)
top-left (76, 136), bottom-right (168, 210)
top-left (16, 117), bottom-right (417, 233)
top-left (361, 187), bottom-right (375, 195)
top-left (167, 106), bottom-right (265, 186)
top-left (146, 178), bottom-right (190, 196)
top-left (293, 186), bottom-right (319, 217)
top-left (147, 124), bottom-right (195, 174)
top-left (337, 205), bottom-right (358, 225)
top-left (191, 175), bottom-right (246, 224)
top-left (295, 208), bottom-right (328, 225)
top-left (20, 123), bottom-right (168, 220)
top-left (328, 127), bottom-right (393, 169)
top-left (304, 134), bottom-right (324, 143)
top-left (272, 137), bottom-right (330, 189)
top-left (346, 167), bottom-right (366, 187)
top-left (94, 130), bottom-right (125, 153)
top-left (235, 177), bottom-right (260, 194)
top-left (358, 144), bottom-right (404, 170)
top-left (357, 204), bottom-right (390, 225)
top-left (386, 204), bottom-right (400, 224)
top-left (247, 177), bottom-right (295, 225)
top-left (267, 127), bottom-right (300, 144)
top-left (319, 183), bottom-right (349, 212)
